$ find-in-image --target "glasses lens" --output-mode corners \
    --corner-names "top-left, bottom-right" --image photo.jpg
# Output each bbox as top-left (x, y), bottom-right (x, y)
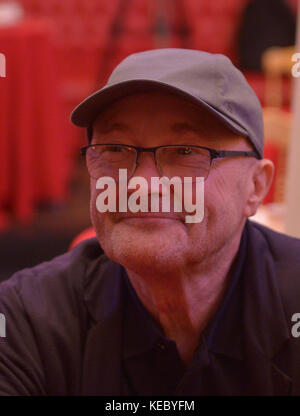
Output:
top-left (85, 145), bottom-right (136, 179)
top-left (157, 146), bottom-right (210, 182)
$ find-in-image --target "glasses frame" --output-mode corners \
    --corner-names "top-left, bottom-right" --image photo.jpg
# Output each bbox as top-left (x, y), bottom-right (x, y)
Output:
top-left (80, 143), bottom-right (260, 180)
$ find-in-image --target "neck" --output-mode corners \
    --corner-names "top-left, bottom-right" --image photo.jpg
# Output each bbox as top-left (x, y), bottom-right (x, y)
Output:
top-left (125, 232), bottom-right (243, 364)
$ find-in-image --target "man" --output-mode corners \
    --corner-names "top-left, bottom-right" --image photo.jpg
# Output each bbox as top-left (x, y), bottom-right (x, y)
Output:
top-left (1, 48), bottom-right (300, 396)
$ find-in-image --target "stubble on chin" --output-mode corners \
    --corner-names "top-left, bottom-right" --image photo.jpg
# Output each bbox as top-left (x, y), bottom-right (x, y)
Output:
top-left (100, 220), bottom-right (191, 275)
top-left (91, 201), bottom-right (211, 276)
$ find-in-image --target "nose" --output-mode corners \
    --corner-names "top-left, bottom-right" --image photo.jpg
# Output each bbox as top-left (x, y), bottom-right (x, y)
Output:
top-left (131, 151), bottom-right (161, 183)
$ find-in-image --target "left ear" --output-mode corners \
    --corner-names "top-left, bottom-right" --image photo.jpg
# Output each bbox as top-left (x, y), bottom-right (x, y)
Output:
top-left (244, 159), bottom-right (275, 217)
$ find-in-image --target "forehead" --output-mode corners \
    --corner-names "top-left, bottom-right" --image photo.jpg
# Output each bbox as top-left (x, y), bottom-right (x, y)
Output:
top-left (94, 91), bottom-right (224, 129)
top-left (92, 91), bottom-right (249, 148)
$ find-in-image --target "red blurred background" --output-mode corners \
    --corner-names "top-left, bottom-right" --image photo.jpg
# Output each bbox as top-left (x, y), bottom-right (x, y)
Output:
top-left (0, 0), bottom-right (297, 279)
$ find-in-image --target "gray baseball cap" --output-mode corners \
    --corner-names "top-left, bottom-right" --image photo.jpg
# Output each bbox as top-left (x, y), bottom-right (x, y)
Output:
top-left (71, 48), bottom-right (264, 158)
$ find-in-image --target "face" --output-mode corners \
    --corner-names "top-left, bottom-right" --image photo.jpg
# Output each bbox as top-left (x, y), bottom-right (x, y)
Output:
top-left (89, 91), bottom-right (261, 275)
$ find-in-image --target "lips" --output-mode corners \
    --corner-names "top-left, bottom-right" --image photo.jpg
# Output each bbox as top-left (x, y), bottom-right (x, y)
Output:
top-left (115, 212), bottom-right (184, 222)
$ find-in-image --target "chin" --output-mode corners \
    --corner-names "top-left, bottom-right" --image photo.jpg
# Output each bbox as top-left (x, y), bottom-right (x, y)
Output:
top-left (102, 224), bottom-right (189, 276)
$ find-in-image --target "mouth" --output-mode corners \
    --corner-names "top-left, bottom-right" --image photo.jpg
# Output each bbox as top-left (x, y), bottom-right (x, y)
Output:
top-left (115, 213), bottom-right (184, 224)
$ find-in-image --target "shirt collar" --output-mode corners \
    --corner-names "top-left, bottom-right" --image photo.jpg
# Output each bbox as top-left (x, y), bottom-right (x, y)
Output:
top-left (122, 269), bottom-right (164, 359)
top-left (208, 220), bottom-right (290, 361)
top-left (202, 226), bottom-right (247, 358)
top-left (83, 220), bottom-right (290, 364)
top-left (122, 226), bottom-right (248, 361)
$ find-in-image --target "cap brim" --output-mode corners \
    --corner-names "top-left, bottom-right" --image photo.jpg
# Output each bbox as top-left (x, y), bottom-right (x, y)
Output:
top-left (70, 79), bottom-right (249, 140)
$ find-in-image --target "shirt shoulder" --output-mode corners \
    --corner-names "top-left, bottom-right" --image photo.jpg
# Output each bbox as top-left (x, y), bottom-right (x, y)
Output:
top-left (248, 220), bottom-right (300, 309)
top-left (0, 237), bottom-right (105, 315)
top-left (249, 220), bottom-right (300, 265)
top-left (0, 237), bottom-right (110, 395)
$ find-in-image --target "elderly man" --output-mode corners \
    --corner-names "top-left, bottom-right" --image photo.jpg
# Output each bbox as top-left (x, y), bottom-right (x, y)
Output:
top-left (1, 49), bottom-right (300, 396)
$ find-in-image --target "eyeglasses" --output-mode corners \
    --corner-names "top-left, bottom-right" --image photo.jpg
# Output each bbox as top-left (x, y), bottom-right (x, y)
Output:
top-left (80, 143), bottom-right (259, 182)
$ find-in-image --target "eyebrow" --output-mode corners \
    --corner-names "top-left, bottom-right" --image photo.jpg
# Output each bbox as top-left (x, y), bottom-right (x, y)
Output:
top-left (93, 121), bottom-right (206, 140)
top-left (170, 122), bottom-right (205, 136)
top-left (94, 122), bottom-right (132, 135)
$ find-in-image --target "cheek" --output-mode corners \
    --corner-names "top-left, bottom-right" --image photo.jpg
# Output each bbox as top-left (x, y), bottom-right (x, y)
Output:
top-left (90, 178), bottom-right (108, 223)
top-left (204, 174), bottom-right (230, 213)
top-left (89, 183), bottom-right (111, 241)
top-left (89, 180), bottom-right (98, 224)
top-left (204, 170), bottom-right (247, 220)
top-left (212, 176), bottom-right (229, 207)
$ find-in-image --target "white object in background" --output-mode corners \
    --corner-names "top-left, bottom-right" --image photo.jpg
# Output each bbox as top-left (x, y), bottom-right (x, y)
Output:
top-left (0, 52), bottom-right (5, 77)
top-left (285, 0), bottom-right (300, 238)
top-left (251, 203), bottom-right (286, 234)
top-left (0, 1), bottom-right (24, 27)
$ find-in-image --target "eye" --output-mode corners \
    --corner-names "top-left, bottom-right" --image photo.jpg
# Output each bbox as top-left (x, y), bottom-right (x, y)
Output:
top-left (106, 146), bottom-right (125, 152)
top-left (177, 147), bottom-right (193, 155)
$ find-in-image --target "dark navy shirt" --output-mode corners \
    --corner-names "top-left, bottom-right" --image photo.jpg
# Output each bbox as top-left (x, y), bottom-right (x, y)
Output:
top-left (0, 220), bottom-right (299, 395)
top-left (121, 230), bottom-right (247, 395)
